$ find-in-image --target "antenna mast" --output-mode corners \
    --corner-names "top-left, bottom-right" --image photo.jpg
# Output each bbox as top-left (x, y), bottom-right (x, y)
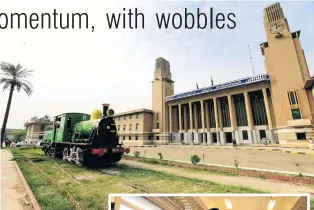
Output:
top-left (248, 45), bottom-right (256, 76)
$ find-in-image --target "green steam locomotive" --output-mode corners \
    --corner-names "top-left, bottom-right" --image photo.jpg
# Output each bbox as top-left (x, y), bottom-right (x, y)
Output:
top-left (42, 104), bottom-right (130, 167)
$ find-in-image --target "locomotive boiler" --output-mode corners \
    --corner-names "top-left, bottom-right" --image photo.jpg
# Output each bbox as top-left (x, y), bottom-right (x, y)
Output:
top-left (42, 104), bottom-right (130, 167)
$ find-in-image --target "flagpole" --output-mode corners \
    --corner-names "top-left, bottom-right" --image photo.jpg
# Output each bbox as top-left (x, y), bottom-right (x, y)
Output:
top-left (248, 45), bottom-right (256, 76)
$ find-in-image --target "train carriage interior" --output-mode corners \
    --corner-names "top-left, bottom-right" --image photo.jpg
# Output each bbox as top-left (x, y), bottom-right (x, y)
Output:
top-left (110, 195), bottom-right (308, 210)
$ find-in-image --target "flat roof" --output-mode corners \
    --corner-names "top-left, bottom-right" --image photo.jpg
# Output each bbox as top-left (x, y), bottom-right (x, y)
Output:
top-left (55, 112), bottom-right (90, 117)
top-left (114, 108), bottom-right (153, 117)
top-left (25, 121), bottom-right (52, 127)
top-left (165, 74), bottom-right (270, 102)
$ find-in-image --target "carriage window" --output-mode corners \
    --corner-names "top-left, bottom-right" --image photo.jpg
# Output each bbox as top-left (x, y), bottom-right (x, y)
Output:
top-left (67, 117), bottom-right (72, 128)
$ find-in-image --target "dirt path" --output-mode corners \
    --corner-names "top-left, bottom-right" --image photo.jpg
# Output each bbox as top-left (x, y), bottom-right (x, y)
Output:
top-left (121, 159), bottom-right (314, 197)
top-left (1, 149), bottom-right (33, 210)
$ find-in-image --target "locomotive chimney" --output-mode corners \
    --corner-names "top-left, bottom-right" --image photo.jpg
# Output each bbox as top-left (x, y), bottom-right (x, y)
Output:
top-left (102, 103), bottom-right (110, 117)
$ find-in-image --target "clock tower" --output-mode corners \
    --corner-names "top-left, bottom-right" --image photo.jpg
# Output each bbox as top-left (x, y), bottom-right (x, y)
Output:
top-left (260, 3), bottom-right (313, 142)
top-left (152, 57), bottom-right (174, 142)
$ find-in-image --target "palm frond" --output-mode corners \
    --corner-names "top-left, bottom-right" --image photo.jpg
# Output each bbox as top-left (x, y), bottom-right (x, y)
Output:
top-left (0, 62), bottom-right (17, 77)
top-left (22, 83), bottom-right (33, 96)
top-left (0, 62), bottom-right (33, 96)
top-left (2, 82), bottom-right (10, 91)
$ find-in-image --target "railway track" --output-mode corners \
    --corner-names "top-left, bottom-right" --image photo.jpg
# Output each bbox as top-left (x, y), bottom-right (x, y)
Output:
top-left (16, 149), bottom-right (149, 209)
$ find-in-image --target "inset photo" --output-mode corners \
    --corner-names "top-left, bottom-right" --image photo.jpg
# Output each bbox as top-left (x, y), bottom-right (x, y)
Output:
top-left (109, 194), bottom-right (309, 210)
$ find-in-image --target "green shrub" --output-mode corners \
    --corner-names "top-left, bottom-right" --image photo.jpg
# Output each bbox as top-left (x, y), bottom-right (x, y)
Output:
top-left (133, 151), bottom-right (140, 158)
top-left (190, 155), bottom-right (200, 165)
top-left (157, 152), bottom-right (163, 160)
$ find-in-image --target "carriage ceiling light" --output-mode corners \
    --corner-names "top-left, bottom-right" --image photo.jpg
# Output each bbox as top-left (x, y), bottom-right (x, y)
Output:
top-left (224, 197), bottom-right (232, 210)
top-left (267, 197), bottom-right (277, 210)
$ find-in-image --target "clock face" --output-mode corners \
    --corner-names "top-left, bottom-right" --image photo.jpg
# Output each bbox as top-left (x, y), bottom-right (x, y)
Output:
top-left (270, 21), bottom-right (285, 34)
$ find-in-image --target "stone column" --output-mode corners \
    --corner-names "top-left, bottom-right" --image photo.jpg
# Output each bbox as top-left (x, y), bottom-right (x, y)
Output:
top-left (189, 102), bottom-right (193, 131)
top-left (169, 105), bottom-right (172, 133)
top-left (228, 95), bottom-right (239, 144)
top-left (262, 88), bottom-right (274, 142)
top-left (189, 102), bottom-right (194, 144)
top-left (183, 105), bottom-right (188, 132)
top-left (244, 92), bottom-right (254, 143)
top-left (178, 104), bottom-right (182, 132)
top-left (205, 101), bottom-right (210, 132)
top-left (193, 103), bottom-right (199, 144)
top-left (200, 100), bottom-right (206, 145)
top-left (213, 98), bottom-right (221, 145)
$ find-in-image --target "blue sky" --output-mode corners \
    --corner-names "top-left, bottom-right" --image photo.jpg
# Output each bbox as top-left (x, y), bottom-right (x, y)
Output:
top-left (0, 0), bottom-right (313, 128)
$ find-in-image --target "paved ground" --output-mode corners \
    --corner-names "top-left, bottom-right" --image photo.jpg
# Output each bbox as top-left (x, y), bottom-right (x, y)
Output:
top-left (1, 149), bottom-right (33, 210)
top-left (128, 147), bottom-right (314, 175)
top-left (121, 159), bottom-right (314, 197)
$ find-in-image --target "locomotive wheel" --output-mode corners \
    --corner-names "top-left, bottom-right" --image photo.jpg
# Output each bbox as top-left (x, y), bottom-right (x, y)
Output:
top-left (75, 147), bottom-right (83, 166)
top-left (63, 148), bottom-right (69, 161)
top-left (43, 147), bottom-right (48, 155)
top-left (51, 147), bottom-right (56, 158)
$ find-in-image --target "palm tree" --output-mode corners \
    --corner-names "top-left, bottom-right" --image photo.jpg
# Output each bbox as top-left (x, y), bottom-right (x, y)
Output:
top-left (0, 62), bottom-right (33, 147)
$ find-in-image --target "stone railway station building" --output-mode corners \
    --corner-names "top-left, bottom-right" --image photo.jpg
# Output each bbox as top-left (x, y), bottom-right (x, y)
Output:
top-left (113, 3), bottom-right (314, 148)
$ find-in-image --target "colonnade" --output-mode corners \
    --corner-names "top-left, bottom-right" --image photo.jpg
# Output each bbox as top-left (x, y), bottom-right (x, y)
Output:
top-left (167, 88), bottom-right (274, 145)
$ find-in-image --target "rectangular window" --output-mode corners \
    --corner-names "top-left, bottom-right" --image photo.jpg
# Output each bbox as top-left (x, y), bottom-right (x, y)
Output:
top-left (156, 136), bottom-right (159, 140)
top-left (135, 136), bottom-right (138, 140)
top-left (220, 98), bottom-right (231, 127)
top-left (123, 125), bottom-right (126, 131)
top-left (242, 130), bottom-right (248, 140)
top-left (148, 136), bottom-right (152, 140)
top-left (208, 100), bottom-right (216, 128)
top-left (124, 115), bottom-right (126, 120)
top-left (123, 136), bottom-right (125, 140)
top-left (118, 125), bottom-right (120, 131)
top-left (40, 124), bottom-right (45, 131)
top-left (225, 132), bottom-right (232, 143)
top-left (212, 133), bottom-right (217, 143)
top-left (136, 113), bottom-right (139, 118)
top-left (181, 133), bottom-right (184, 140)
top-left (250, 91), bottom-right (268, 126)
top-left (156, 113), bottom-right (159, 121)
top-left (129, 136), bottom-right (131, 140)
top-left (156, 123), bottom-right (159, 129)
top-left (234, 95), bottom-right (248, 127)
top-left (291, 108), bottom-right (301, 119)
top-left (129, 115), bottom-right (132, 119)
top-left (39, 135), bottom-right (43, 140)
top-left (129, 124), bottom-right (132, 131)
top-left (259, 130), bottom-right (266, 140)
top-left (136, 123), bottom-right (139, 130)
top-left (296, 133), bottom-right (306, 140)
top-left (288, 91), bottom-right (298, 105)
